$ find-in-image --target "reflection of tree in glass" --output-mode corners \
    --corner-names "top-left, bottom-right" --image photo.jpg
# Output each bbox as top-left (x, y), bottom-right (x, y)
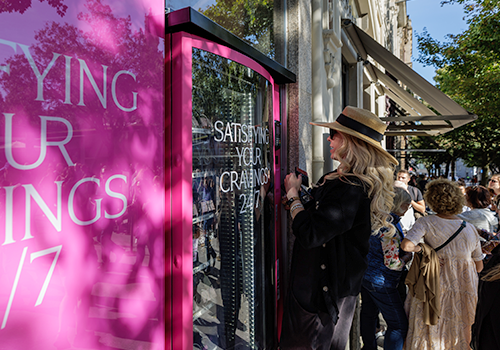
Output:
top-left (192, 49), bottom-right (261, 125)
top-left (0, 1), bottom-right (164, 345)
top-left (201, 0), bottom-right (274, 57)
top-left (0, 0), bottom-right (164, 174)
top-left (0, 0), bottom-right (68, 16)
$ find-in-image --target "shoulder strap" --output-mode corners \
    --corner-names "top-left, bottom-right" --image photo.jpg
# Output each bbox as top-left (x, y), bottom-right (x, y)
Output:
top-left (434, 221), bottom-right (467, 252)
top-left (394, 222), bottom-right (404, 239)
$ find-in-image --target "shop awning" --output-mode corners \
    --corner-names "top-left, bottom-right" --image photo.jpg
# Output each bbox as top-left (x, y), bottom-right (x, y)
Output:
top-left (342, 20), bottom-right (477, 136)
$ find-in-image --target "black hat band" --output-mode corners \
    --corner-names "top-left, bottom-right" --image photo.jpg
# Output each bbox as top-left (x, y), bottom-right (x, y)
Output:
top-left (336, 113), bottom-right (384, 142)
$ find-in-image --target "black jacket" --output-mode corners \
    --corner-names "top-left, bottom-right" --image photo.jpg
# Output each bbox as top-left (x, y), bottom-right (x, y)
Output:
top-left (471, 245), bottom-right (500, 350)
top-left (290, 173), bottom-right (372, 323)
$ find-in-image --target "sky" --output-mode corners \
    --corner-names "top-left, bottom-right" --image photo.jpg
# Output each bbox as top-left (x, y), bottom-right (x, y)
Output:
top-left (166, 0), bottom-right (214, 12)
top-left (406, 0), bottom-right (469, 85)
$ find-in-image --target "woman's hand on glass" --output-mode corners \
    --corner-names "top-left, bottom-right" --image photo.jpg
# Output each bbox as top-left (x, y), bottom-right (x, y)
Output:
top-left (284, 172), bottom-right (301, 198)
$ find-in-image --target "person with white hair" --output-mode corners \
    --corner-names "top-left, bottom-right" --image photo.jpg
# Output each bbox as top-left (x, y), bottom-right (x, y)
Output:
top-left (394, 180), bottom-right (415, 233)
top-left (360, 186), bottom-right (413, 350)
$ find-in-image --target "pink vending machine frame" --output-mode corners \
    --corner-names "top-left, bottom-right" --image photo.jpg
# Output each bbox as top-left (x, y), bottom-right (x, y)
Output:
top-left (168, 29), bottom-right (283, 349)
top-left (165, 31), bottom-right (173, 350)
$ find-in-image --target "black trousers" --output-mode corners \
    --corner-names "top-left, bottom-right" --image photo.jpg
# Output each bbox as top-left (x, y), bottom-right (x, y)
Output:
top-left (280, 292), bottom-right (357, 350)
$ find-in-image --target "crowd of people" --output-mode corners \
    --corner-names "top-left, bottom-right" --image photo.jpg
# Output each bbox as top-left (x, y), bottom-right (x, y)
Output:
top-left (279, 106), bottom-right (500, 350)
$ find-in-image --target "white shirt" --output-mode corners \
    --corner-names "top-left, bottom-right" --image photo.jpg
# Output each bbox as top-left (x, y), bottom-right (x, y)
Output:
top-left (400, 205), bottom-right (415, 233)
top-left (458, 208), bottom-right (498, 233)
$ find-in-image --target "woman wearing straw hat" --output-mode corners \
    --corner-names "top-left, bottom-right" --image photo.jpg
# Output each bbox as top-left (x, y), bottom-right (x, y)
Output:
top-left (280, 106), bottom-right (398, 350)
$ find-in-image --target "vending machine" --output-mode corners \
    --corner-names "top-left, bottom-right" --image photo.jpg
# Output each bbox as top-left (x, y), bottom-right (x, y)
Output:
top-left (167, 7), bottom-right (295, 350)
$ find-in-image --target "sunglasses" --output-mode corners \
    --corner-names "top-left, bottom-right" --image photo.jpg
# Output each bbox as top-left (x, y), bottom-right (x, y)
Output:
top-left (329, 129), bottom-right (337, 139)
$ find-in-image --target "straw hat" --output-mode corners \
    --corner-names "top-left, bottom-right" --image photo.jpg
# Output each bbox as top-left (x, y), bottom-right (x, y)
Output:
top-left (310, 106), bottom-right (398, 165)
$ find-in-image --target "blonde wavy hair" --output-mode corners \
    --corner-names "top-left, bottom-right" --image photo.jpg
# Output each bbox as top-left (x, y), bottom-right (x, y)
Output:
top-left (482, 264), bottom-right (500, 282)
top-left (324, 132), bottom-right (397, 236)
top-left (382, 186), bottom-right (413, 239)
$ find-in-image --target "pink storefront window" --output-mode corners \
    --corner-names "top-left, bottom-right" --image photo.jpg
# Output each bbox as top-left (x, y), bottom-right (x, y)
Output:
top-left (0, 1), bottom-right (165, 349)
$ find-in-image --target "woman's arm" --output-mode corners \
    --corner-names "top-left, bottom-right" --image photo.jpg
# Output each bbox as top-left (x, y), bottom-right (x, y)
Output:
top-left (284, 172), bottom-right (303, 219)
top-left (401, 238), bottom-right (422, 253)
top-left (475, 260), bottom-right (484, 273)
top-left (291, 180), bottom-right (365, 248)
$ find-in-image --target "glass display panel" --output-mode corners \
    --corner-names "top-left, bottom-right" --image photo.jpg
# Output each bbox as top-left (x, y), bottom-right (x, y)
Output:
top-left (166, 1), bottom-right (285, 64)
top-left (192, 48), bottom-right (275, 350)
top-left (0, 1), bottom-right (165, 349)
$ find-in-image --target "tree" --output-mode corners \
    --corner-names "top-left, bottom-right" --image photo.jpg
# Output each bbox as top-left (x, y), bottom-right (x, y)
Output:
top-left (0, 0), bottom-right (68, 16)
top-left (0, 0), bottom-right (164, 161)
top-left (413, 0), bottom-right (500, 184)
top-left (201, 0), bottom-right (274, 57)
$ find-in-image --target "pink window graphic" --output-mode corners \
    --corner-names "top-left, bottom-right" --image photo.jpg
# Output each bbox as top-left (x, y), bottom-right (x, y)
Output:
top-left (0, 1), bottom-right (165, 349)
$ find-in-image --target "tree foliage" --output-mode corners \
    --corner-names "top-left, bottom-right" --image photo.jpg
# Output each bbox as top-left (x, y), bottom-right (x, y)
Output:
top-left (413, 0), bottom-right (500, 182)
top-left (201, 0), bottom-right (274, 57)
top-left (0, 0), bottom-right (164, 173)
top-left (0, 0), bottom-right (68, 16)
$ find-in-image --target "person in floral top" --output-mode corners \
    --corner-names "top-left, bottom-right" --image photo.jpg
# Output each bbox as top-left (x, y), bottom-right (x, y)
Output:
top-left (360, 186), bottom-right (413, 350)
